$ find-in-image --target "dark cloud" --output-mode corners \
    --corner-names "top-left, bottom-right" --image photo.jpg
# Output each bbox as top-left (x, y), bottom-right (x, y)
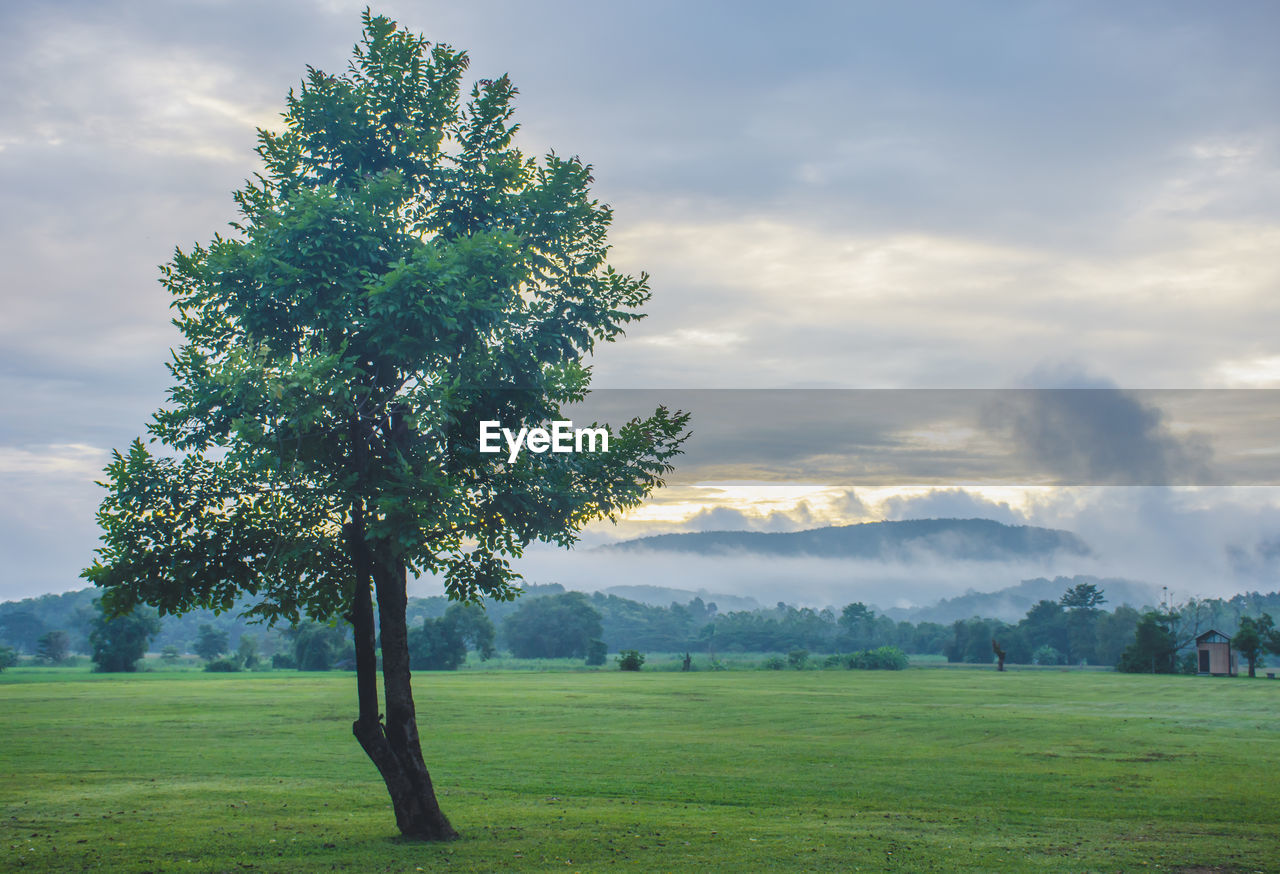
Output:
top-left (983, 388), bottom-right (1214, 485)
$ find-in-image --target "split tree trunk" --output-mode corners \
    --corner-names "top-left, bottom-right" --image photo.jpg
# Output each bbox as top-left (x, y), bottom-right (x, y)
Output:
top-left (346, 504), bottom-right (458, 841)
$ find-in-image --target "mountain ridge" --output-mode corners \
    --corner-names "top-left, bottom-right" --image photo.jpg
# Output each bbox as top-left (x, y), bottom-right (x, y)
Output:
top-left (598, 518), bottom-right (1090, 561)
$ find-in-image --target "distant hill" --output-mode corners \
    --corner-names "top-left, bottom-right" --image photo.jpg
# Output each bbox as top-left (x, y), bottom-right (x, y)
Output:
top-left (599, 585), bottom-right (761, 613)
top-left (882, 575), bottom-right (1161, 624)
top-left (599, 518), bottom-right (1090, 562)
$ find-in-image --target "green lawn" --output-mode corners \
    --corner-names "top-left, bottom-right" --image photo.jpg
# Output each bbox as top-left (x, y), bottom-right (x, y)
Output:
top-left (1, 668), bottom-right (1276, 872)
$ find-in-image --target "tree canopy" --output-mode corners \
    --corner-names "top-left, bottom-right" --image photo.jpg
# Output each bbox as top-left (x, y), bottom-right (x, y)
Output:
top-left (82, 11), bottom-right (687, 840)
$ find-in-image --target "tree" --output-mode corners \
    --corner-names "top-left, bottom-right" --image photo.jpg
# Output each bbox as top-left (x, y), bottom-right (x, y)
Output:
top-left (838, 602), bottom-right (876, 651)
top-left (81, 12), bottom-right (686, 841)
top-left (503, 592), bottom-right (604, 659)
top-left (1233, 614), bottom-right (1274, 678)
top-left (616, 649), bottom-right (645, 671)
top-left (194, 624), bottom-right (230, 662)
top-left (36, 630), bottom-right (71, 665)
top-left (89, 601), bottom-right (160, 672)
top-left (289, 622), bottom-right (350, 671)
top-left (1117, 612), bottom-right (1177, 674)
top-left (1060, 582), bottom-right (1106, 611)
top-left (441, 603), bottom-right (495, 660)
top-left (407, 615), bottom-right (467, 670)
top-left (237, 633), bottom-right (261, 669)
top-left (0, 644), bottom-right (16, 671)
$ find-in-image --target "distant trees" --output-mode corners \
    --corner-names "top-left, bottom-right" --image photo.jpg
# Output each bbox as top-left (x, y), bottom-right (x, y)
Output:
top-left (89, 601), bottom-right (160, 672)
top-left (1232, 614), bottom-right (1275, 678)
top-left (503, 592), bottom-right (603, 659)
top-left (194, 624), bottom-right (230, 662)
top-left (407, 605), bottom-right (494, 671)
top-left (0, 644), bottom-right (16, 671)
top-left (844, 646), bottom-right (908, 670)
top-left (1117, 612), bottom-right (1178, 674)
top-left (838, 602), bottom-right (876, 651)
top-left (36, 630), bottom-right (70, 665)
top-left (946, 618), bottom-right (1006, 664)
top-left (288, 623), bottom-right (351, 671)
top-left (616, 649), bottom-right (645, 671)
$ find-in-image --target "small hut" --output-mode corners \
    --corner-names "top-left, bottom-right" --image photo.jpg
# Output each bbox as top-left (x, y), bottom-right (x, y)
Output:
top-left (1195, 630), bottom-right (1237, 676)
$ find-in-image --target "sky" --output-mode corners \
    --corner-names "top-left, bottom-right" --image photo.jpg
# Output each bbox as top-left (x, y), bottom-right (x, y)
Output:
top-left (2, 1), bottom-right (1280, 606)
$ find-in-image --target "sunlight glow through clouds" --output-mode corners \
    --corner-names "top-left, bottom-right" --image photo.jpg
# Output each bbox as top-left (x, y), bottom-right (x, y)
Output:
top-left (607, 482), bottom-right (1053, 535)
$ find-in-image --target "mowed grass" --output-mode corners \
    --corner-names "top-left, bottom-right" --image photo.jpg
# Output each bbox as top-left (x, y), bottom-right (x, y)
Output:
top-left (2, 669), bottom-right (1277, 873)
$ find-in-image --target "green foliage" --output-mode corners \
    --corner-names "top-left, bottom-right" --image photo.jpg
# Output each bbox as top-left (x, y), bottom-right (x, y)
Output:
top-left (0, 643), bottom-right (15, 671)
top-left (81, 12), bottom-right (689, 628)
top-left (236, 634), bottom-right (261, 670)
top-left (1032, 644), bottom-right (1064, 666)
top-left (845, 646), bottom-right (909, 670)
top-left (1117, 612), bottom-right (1178, 674)
top-left (760, 655), bottom-right (786, 671)
top-left (194, 624), bottom-right (229, 662)
top-left (1060, 582), bottom-right (1107, 610)
top-left (787, 648), bottom-right (809, 669)
top-left (204, 657), bottom-right (242, 673)
top-left (36, 630), bottom-right (70, 665)
top-left (161, 645), bottom-right (181, 663)
top-left (271, 652), bottom-right (297, 670)
top-left (616, 649), bottom-right (645, 671)
top-left (1232, 613), bottom-right (1274, 677)
top-left (89, 601), bottom-right (160, 672)
top-left (945, 617), bottom-right (1006, 664)
top-left (407, 615), bottom-right (468, 670)
top-left (503, 591), bottom-right (602, 659)
top-left (443, 603), bottom-right (496, 660)
top-left (585, 638), bottom-right (607, 666)
top-left (288, 622), bottom-right (349, 671)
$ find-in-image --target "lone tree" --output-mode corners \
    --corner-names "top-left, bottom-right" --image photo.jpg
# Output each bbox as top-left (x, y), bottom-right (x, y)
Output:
top-left (89, 601), bottom-right (161, 673)
top-left (194, 624), bottom-right (230, 662)
top-left (83, 13), bottom-right (687, 841)
top-left (1233, 613), bottom-right (1275, 678)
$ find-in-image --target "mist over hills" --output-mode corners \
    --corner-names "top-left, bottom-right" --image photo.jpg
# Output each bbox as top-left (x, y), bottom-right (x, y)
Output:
top-left (599, 518), bottom-right (1090, 562)
top-left (599, 585), bottom-right (762, 612)
top-left (879, 575), bottom-right (1161, 624)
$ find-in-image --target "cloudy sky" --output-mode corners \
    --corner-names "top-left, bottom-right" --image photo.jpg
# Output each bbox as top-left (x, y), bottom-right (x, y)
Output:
top-left (3, 1), bottom-right (1280, 604)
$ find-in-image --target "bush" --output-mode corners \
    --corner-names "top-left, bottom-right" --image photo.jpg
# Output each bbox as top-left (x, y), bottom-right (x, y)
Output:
top-left (761, 655), bottom-right (786, 670)
top-left (204, 657), bottom-right (242, 672)
top-left (845, 646), bottom-right (908, 670)
top-left (585, 639), bottom-right (607, 667)
top-left (616, 649), bottom-right (645, 671)
top-left (271, 652), bottom-right (297, 669)
top-left (787, 649), bottom-right (809, 669)
top-left (1032, 645), bottom-right (1064, 666)
top-left (823, 654), bottom-right (844, 669)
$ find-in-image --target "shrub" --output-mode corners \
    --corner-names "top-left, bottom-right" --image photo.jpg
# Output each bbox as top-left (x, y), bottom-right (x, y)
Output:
top-left (823, 654), bottom-right (844, 669)
top-left (616, 649), bottom-right (645, 671)
top-left (204, 657), bottom-right (242, 672)
top-left (1032, 645), bottom-right (1064, 666)
top-left (585, 639), bottom-right (608, 667)
top-left (787, 649), bottom-right (809, 669)
top-left (761, 655), bottom-right (786, 670)
top-left (845, 646), bottom-right (908, 670)
top-left (271, 652), bottom-right (297, 670)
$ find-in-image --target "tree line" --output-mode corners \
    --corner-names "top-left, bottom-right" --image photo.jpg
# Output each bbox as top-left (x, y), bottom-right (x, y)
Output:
top-left (5, 582), bottom-right (1280, 675)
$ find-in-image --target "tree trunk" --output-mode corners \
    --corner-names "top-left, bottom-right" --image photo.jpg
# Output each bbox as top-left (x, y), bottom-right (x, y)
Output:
top-left (367, 556), bottom-right (458, 841)
top-left (345, 503), bottom-right (457, 841)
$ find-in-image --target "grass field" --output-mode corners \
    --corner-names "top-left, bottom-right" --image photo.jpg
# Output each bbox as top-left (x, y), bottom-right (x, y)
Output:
top-left (2, 668), bottom-right (1277, 873)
